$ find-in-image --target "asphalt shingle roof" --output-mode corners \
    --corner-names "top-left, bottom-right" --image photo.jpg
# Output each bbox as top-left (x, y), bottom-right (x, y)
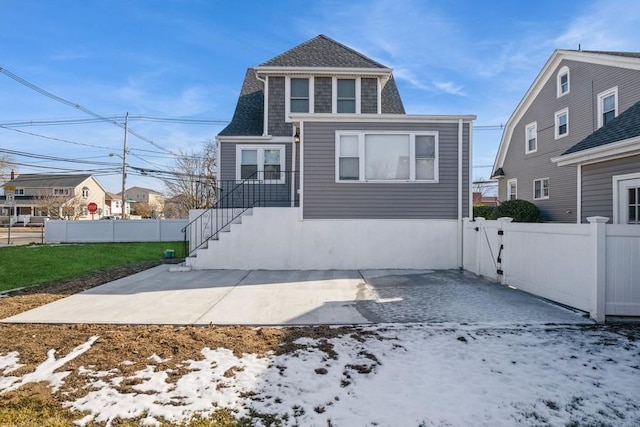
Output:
top-left (5, 174), bottom-right (92, 188)
top-left (562, 100), bottom-right (640, 155)
top-left (260, 34), bottom-right (387, 68)
top-left (578, 50), bottom-right (640, 59)
top-left (219, 35), bottom-right (406, 136)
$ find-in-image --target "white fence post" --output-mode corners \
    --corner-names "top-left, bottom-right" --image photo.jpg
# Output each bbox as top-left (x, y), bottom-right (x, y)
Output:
top-left (475, 218), bottom-right (485, 276)
top-left (587, 216), bottom-right (608, 322)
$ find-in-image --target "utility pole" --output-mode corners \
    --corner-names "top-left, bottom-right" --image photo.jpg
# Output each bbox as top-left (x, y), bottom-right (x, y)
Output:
top-left (121, 112), bottom-right (129, 219)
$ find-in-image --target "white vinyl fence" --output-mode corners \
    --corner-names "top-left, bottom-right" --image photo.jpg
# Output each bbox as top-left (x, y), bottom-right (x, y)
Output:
top-left (45, 219), bottom-right (187, 243)
top-left (464, 216), bottom-right (640, 321)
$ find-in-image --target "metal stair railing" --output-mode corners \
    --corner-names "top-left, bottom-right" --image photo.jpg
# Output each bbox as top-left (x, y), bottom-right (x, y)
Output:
top-left (181, 170), bottom-right (299, 257)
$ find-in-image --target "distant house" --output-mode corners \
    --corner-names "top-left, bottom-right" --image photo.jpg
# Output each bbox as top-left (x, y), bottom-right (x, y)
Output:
top-left (105, 192), bottom-right (129, 218)
top-left (187, 35), bottom-right (476, 270)
top-left (125, 186), bottom-right (165, 218)
top-left (473, 192), bottom-right (498, 207)
top-left (492, 50), bottom-right (640, 223)
top-left (1, 171), bottom-right (108, 220)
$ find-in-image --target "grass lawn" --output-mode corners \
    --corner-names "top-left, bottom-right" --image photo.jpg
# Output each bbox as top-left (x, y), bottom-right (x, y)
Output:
top-left (0, 242), bottom-right (183, 292)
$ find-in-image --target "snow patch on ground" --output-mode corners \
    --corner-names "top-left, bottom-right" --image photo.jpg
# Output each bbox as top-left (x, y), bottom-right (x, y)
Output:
top-left (1, 327), bottom-right (638, 426)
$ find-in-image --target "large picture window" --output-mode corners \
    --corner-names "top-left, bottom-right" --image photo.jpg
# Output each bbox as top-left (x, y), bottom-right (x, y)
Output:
top-left (236, 145), bottom-right (286, 183)
top-left (335, 131), bottom-right (438, 182)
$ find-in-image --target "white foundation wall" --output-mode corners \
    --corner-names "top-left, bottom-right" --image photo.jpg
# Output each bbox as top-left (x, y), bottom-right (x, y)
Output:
top-left (188, 208), bottom-right (459, 270)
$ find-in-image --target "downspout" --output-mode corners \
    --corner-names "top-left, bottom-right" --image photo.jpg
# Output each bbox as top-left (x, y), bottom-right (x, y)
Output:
top-left (458, 119), bottom-right (464, 269)
top-left (255, 72), bottom-right (268, 136)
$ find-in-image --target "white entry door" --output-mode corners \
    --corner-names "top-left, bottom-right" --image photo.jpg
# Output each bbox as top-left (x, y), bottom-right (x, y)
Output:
top-left (616, 176), bottom-right (640, 224)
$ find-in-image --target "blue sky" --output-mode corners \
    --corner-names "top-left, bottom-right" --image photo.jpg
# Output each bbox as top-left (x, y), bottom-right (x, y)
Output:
top-left (1, 0), bottom-right (639, 193)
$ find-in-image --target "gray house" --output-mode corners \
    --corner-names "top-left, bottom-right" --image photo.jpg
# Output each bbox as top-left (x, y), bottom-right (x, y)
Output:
top-left (188, 35), bottom-right (475, 270)
top-left (492, 50), bottom-right (640, 223)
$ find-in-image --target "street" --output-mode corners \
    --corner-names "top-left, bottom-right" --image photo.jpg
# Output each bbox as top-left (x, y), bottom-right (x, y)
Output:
top-left (0, 226), bottom-right (44, 246)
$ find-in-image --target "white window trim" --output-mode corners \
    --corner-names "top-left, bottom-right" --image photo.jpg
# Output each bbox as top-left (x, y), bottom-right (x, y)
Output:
top-left (555, 108), bottom-right (569, 139)
top-left (525, 121), bottom-right (537, 154)
top-left (332, 77), bottom-right (361, 114)
top-left (507, 178), bottom-right (517, 200)
top-left (235, 144), bottom-right (286, 184)
top-left (597, 86), bottom-right (618, 129)
top-left (612, 172), bottom-right (640, 224)
top-left (533, 177), bottom-right (550, 200)
top-left (285, 76), bottom-right (314, 122)
top-left (557, 65), bottom-right (570, 97)
top-left (334, 130), bottom-right (439, 183)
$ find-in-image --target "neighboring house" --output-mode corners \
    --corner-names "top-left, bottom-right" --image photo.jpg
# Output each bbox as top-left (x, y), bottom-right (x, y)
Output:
top-left (552, 100), bottom-right (640, 224)
top-left (492, 49), bottom-right (640, 223)
top-left (473, 192), bottom-right (498, 206)
top-left (188, 35), bottom-right (475, 270)
top-left (125, 186), bottom-right (165, 218)
top-left (0, 171), bottom-right (108, 220)
top-left (105, 192), bottom-right (129, 218)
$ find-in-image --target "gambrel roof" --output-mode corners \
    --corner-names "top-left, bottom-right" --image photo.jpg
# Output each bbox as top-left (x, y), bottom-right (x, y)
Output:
top-left (492, 49), bottom-right (640, 176)
top-left (219, 35), bottom-right (405, 137)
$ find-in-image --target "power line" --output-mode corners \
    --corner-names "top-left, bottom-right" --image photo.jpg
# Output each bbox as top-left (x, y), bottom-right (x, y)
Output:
top-left (0, 66), bottom-right (174, 154)
top-left (0, 125), bottom-right (116, 150)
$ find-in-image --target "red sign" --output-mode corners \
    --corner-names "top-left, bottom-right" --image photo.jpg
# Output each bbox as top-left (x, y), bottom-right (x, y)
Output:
top-left (87, 202), bottom-right (98, 214)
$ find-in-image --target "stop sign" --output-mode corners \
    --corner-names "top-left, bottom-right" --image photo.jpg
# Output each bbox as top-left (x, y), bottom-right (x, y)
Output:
top-left (87, 202), bottom-right (98, 214)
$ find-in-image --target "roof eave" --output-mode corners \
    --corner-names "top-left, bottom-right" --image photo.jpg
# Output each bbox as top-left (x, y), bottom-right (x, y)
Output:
top-left (290, 113), bottom-right (476, 123)
top-left (254, 66), bottom-right (392, 76)
top-left (551, 136), bottom-right (640, 166)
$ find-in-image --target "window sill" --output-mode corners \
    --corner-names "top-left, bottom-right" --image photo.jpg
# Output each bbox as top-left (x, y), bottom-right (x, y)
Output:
top-left (335, 179), bottom-right (439, 184)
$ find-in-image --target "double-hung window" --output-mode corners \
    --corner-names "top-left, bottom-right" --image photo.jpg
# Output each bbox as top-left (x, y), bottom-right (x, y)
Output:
top-left (507, 179), bottom-right (517, 200)
top-left (290, 78), bottom-right (310, 113)
top-left (597, 87), bottom-right (618, 128)
top-left (82, 187), bottom-right (90, 199)
top-left (333, 77), bottom-right (360, 114)
top-left (557, 66), bottom-right (570, 97)
top-left (533, 178), bottom-right (549, 200)
top-left (555, 108), bottom-right (568, 139)
top-left (236, 145), bottom-right (286, 183)
top-left (335, 131), bottom-right (438, 182)
top-left (525, 122), bottom-right (537, 153)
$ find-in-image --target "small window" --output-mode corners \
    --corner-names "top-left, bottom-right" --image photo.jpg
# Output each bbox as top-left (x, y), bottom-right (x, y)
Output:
top-left (525, 122), bottom-right (537, 153)
top-left (597, 87), bottom-right (618, 128)
top-left (290, 78), bottom-right (309, 113)
top-left (82, 187), bottom-right (89, 199)
top-left (337, 79), bottom-right (356, 113)
top-left (555, 109), bottom-right (568, 139)
top-left (507, 179), bottom-right (517, 200)
top-left (236, 145), bottom-right (286, 183)
top-left (557, 66), bottom-right (570, 97)
top-left (14, 188), bottom-right (25, 195)
top-left (336, 131), bottom-right (438, 182)
top-left (533, 178), bottom-right (549, 200)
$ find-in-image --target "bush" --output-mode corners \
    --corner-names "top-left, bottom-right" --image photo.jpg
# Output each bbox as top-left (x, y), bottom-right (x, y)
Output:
top-left (489, 199), bottom-right (542, 222)
top-left (473, 205), bottom-right (495, 219)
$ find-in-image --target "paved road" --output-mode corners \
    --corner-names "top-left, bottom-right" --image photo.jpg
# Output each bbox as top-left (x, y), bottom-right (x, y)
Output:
top-left (0, 227), bottom-right (44, 246)
top-left (2, 266), bottom-right (589, 326)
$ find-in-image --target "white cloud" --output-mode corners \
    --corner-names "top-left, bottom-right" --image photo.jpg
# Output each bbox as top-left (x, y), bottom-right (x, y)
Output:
top-left (555, 0), bottom-right (640, 51)
top-left (433, 81), bottom-right (466, 96)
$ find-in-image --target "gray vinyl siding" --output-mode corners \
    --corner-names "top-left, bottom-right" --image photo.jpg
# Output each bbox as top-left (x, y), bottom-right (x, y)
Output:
top-left (219, 141), bottom-right (296, 207)
top-left (361, 78), bottom-right (378, 114)
top-left (500, 59), bottom-right (640, 222)
top-left (314, 77), bottom-right (332, 113)
top-left (302, 121), bottom-right (470, 219)
top-left (581, 155), bottom-right (640, 222)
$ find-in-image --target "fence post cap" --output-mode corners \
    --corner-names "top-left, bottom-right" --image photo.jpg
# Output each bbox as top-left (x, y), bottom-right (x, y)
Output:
top-left (586, 216), bottom-right (609, 224)
top-left (497, 217), bottom-right (513, 223)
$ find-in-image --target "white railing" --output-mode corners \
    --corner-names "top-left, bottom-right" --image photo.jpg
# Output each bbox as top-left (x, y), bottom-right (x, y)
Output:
top-left (463, 216), bottom-right (640, 321)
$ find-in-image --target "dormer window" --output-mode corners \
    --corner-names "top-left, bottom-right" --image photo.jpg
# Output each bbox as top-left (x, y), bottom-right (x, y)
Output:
top-left (557, 66), bottom-right (570, 97)
top-left (333, 77), bottom-right (361, 114)
top-left (290, 78), bottom-right (310, 113)
top-left (337, 79), bottom-right (356, 113)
